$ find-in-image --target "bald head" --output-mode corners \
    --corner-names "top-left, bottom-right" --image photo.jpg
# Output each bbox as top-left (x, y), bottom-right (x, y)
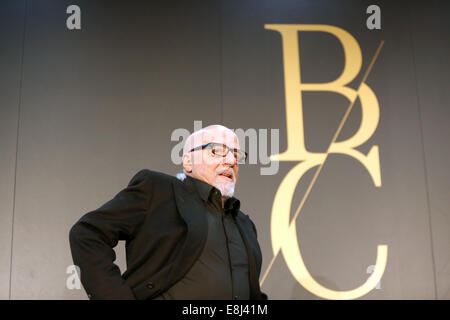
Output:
top-left (182, 125), bottom-right (239, 155)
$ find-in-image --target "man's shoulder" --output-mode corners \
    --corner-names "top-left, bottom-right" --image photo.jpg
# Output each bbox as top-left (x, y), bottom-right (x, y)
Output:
top-left (236, 210), bottom-right (259, 236)
top-left (236, 209), bottom-right (252, 223)
top-left (129, 169), bottom-right (178, 186)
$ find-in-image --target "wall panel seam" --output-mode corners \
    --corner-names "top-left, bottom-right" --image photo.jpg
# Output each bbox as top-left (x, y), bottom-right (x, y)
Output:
top-left (407, 1), bottom-right (438, 300)
top-left (9, 0), bottom-right (28, 300)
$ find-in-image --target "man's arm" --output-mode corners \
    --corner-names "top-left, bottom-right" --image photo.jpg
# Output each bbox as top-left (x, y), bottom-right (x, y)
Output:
top-left (69, 169), bottom-right (152, 299)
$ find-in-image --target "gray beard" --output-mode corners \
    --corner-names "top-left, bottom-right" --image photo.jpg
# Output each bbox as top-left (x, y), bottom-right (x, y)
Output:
top-left (178, 171), bottom-right (235, 197)
top-left (215, 182), bottom-right (235, 198)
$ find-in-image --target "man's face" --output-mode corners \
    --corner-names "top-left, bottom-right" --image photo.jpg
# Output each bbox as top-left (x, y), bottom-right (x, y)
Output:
top-left (185, 127), bottom-right (240, 197)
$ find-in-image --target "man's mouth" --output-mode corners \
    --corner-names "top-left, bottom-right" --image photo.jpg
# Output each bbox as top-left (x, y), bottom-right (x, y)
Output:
top-left (217, 171), bottom-right (233, 182)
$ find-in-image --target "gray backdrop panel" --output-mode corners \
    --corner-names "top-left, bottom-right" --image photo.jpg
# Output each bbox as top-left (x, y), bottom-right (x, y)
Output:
top-left (410, 0), bottom-right (450, 299)
top-left (220, 0), bottom-right (436, 299)
top-left (11, 0), bottom-right (221, 299)
top-left (0, 0), bottom-right (26, 300)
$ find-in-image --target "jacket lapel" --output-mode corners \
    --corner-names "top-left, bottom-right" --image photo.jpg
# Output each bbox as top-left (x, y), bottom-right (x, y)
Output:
top-left (165, 179), bottom-right (208, 288)
top-left (235, 213), bottom-right (263, 299)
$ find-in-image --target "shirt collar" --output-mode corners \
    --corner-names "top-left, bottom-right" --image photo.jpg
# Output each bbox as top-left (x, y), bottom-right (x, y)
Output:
top-left (184, 175), bottom-right (241, 216)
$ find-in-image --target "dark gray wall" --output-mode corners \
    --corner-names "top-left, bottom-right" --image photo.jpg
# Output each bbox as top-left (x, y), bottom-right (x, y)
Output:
top-left (0, 0), bottom-right (448, 299)
top-left (0, 0), bottom-right (26, 300)
top-left (409, 1), bottom-right (450, 299)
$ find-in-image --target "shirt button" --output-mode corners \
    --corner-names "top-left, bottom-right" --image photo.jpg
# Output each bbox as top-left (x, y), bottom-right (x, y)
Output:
top-left (146, 282), bottom-right (154, 289)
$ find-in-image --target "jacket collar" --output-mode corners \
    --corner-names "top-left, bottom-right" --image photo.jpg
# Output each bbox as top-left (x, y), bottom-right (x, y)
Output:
top-left (184, 175), bottom-right (241, 216)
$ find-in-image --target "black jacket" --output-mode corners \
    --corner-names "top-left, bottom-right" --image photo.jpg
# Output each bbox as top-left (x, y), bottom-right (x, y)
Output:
top-left (69, 169), bottom-right (267, 300)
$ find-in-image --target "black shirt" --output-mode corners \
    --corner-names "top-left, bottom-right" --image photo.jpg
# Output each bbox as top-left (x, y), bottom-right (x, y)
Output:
top-left (157, 175), bottom-right (250, 300)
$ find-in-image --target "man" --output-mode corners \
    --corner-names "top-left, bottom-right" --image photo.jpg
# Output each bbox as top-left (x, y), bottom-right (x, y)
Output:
top-left (69, 124), bottom-right (267, 300)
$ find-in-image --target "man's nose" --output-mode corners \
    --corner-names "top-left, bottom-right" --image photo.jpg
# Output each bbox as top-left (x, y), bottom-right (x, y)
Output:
top-left (224, 150), bottom-right (237, 165)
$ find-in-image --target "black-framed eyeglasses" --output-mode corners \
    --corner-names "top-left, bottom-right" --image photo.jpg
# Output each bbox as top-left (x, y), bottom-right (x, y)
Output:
top-left (189, 142), bottom-right (247, 163)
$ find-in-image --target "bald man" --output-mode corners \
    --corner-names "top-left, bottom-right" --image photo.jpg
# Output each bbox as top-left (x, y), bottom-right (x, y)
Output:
top-left (69, 125), bottom-right (267, 300)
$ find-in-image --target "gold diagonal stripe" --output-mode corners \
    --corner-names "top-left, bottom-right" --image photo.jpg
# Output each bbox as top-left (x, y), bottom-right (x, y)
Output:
top-left (260, 40), bottom-right (385, 287)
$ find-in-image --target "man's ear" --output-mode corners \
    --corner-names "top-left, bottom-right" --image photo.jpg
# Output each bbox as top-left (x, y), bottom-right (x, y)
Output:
top-left (182, 153), bottom-right (193, 173)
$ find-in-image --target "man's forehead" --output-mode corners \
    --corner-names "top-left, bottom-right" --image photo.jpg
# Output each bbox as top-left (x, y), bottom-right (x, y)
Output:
top-left (202, 128), bottom-right (239, 146)
top-left (184, 126), bottom-right (240, 153)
